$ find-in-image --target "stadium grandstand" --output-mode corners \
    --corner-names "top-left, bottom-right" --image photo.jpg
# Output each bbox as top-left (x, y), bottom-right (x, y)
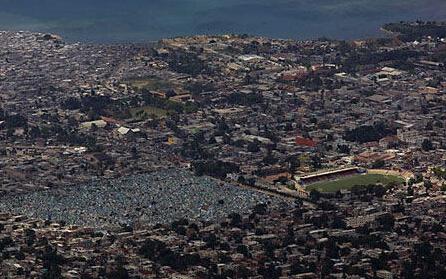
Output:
top-left (296, 167), bottom-right (366, 186)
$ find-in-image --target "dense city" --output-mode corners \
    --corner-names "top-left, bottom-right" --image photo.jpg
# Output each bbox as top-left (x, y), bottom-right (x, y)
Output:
top-left (1, 21), bottom-right (446, 278)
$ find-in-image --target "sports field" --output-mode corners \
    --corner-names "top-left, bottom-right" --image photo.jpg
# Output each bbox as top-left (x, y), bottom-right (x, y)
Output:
top-left (305, 174), bottom-right (405, 192)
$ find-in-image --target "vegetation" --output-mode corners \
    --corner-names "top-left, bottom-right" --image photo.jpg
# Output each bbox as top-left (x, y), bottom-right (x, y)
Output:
top-left (306, 174), bottom-right (404, 192)
top-left (193, 160), bottom-right (240, 179)
top-left (185, 81), bottom-right (216, 95)
top-left (139, 238), bottom-right (202, 272)
top-left (142, 90), bottom-right (198, 114)
top-left (432, 167), bottom-right (446, 180)
top-left (372, 160), bottom-right (386, 169)
top-left (383, 21), bottom-right (446, 42)
top-left (422, 139), bottom-right (434, 151)
top-left (126, 76), bottom-right (173, 91)
top-left (61, 94), bottom-right (131, 119)
top-left (3, 113), bottom-right (28, 129)
top-left (341, 48), bottom-right (421, 73)
top-left (337, 144), bottom-right (351, 154)
top-left (344, 122), bottom-right (395, 143)
top-left (129, 106), bottom-right (168, 119)
top-left (167, 51), bottom-right (210, 76)
top-left (227, 91), bottom-right (264, 106)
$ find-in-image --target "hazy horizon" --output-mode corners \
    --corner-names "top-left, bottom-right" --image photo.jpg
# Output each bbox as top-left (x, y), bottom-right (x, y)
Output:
top-left (0, 0), bottom-right (445, 42)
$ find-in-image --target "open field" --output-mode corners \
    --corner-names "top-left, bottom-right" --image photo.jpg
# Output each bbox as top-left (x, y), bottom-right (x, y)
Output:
top-left (306, 174), bottom-right (405, 192)
top-left (129, 105), bottom-right (168, 119)
top-left (126, 76), bottom-right (172, 91)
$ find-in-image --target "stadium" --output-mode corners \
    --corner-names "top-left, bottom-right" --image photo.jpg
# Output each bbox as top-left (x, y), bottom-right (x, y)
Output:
top-left (295, 167), bottom-right (406, 192)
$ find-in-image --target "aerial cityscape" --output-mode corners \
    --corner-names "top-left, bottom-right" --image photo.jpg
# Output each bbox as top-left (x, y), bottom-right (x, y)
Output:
top-left (1, 2), bottom-right (446, 279)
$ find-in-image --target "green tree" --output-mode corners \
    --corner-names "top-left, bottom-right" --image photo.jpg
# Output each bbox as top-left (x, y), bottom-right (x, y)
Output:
top-left (41, 245), bottom-right (64, 279)
top-left (309, 189), bottom-right (321, 202)
top-left (422, 139), bottom-right (434, 151)
top-left (424, 180), bottom-right (433, 191)
top-left (372, 160), bottom-right (385, 169)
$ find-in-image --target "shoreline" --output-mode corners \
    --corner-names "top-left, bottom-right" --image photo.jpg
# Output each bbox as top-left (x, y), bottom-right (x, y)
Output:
top-left (0, 28), bottom-right (393, 46)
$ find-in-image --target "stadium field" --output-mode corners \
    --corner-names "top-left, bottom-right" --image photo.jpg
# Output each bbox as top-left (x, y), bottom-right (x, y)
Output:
top-left (305, 174), bottom-right (405, 192)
